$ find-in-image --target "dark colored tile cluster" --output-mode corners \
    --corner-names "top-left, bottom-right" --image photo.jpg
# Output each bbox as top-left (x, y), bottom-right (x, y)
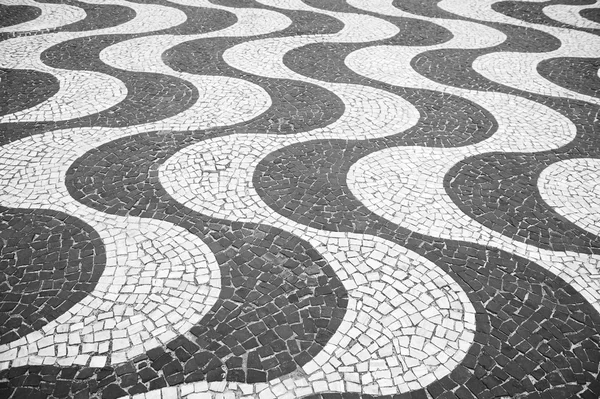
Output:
top-left (0, 207), bottom-right (105, 345)
top-left (0, 69), bottom-right (59, 117)
top-left (537, 57), bottom-right (600, 99)
top-left (446, 152), bottom-right (600, 254)
top-left (187, 226), bottom-right (347, 383)
top-left (0, 4), bottom-right (40, 29)
top-left (37, 0), bottom-right (136, 33)
top-left (492, 0), bottom-right (600, 34)
top-left (580, 7), bottom-right (600, 23)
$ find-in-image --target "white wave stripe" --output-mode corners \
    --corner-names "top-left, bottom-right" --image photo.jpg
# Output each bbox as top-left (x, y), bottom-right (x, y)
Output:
top-left (220, 7), bottom-right (422, 140)
top-left (0, 1), bottom-right (187, 122)
top-left (347, 146), bottom-right (600, 310)
top-left (348, 0), bottom-right (507, 50)
top-left (98, 5), bottom-right (293, 131)
top-left (81, 0), bottom-right (188, 35)
top-left (0, 126), bottom-right (221, 370)
top-left (538, 158), bottom-right (600, 238)
top-left (544, 1), bottom-right (600, 30)
top-left (159, 133), bottom-right (476, 397)
top-left (0, 0), bottom-right (85, 33)
top-left (222, 1), bottom-right (501, 141)
top-left (438, 0), bottom-right (600, 105)
top-left (0, 34), bottom-right (128, 122)
top-left (345, 37), bottom-right (600, 313)
top-left (346, 45), bottom-right (575, 149)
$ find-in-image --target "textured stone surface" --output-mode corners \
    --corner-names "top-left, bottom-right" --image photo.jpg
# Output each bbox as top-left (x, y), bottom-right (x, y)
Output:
top-left (0, 0), bottom-right (600, 398)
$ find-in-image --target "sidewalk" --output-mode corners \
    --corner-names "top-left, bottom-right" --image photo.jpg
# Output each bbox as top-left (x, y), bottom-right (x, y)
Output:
top-left (1, 0), bottom-right (600, 398)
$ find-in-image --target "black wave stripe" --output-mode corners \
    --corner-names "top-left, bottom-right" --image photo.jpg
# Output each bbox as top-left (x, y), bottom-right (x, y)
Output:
top-left (41, 35), bottom-right (199, 125)
top-left (163, 4), bottom-right (348, 134)
top-left (301, 0), bottom-right (458, 47)
top-left (0, 1), bottom-right (125, 42)
top-left (301, 0), bottom-right (361, 13)
top-left (581, 7), bottom-right (600, 23)
top-left (0, 207), bottom-right (105, 345)
top-left (6, 236), bottom-right (598, 399)
top-left (0, 68), bottom-right (59, 116)
top-left (0, 0), bottom-right (348, 145)
top-left (125, 0), bottom-right (238, 36)
top-left (446, 152), bottom-right (600, 254)
top-left (0, 0), bottom-right (232, 40)
top-left (0, 37), bottom-right (199, 142)
top-left (63, 124), bottom-right (344, 388)
top-left (0, 4), bottom-right (41, 29)
top-left (33, 0), bottom-right (136, 32)
top-left (249, 3), bottom-right (600, 397)
top-left (211, 0), bottom-right (346, 35)
top-left (407, 21), bottom-right (600, 253)
top-left (166, 38), bottom-right (345, 135)
top-left (283, 42), bottom-right (497, 147)
top-left (493, 0), bottom-right (600, 34)
top-left (252, 140), bottom-right (600, 398)
top-left (278, 1), bottom-right (503, 148)
top-left (2, 1), bottom-right (599, 399)
top-left (186, 226), bottom-right (346, 384)
top-left (0, 3), bottom-right (237, 146)
top-left (255, 140), bottom-right (368, 232)
top-left (301, 244), bottom-right (600, 399)
top-left (392, 0), bottom-right (460, 19)
top-left (538, 57), bottom-right (600, 99)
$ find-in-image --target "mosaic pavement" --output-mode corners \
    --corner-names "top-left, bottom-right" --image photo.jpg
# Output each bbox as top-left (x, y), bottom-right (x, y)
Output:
top-left (1, 0), bottom-right (600, 398)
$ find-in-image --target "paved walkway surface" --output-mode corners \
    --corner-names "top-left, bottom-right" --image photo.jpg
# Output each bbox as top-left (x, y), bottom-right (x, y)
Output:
top-left (1, 0), bottom-right (600, 398)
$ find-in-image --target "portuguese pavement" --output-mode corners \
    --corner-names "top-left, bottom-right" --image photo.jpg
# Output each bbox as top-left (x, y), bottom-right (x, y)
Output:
top-left (1, 0), bottom-right (600, 398)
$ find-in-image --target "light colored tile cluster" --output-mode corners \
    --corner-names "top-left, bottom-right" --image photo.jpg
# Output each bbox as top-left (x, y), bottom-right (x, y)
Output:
top-left (543, 2), bottom-right (600, 30)
top-left (99, 35), bottom-right (274, 132)
top-left (0, 34), bottom-right (128, 122)
top-left (0, 0), bottom-right (302, 373)
top-left (538, 158), bottom-right (600, 239)
top-left (307, 236), bottom-right (475, 394)
top-left (0, 66), bottom-right (128, 123)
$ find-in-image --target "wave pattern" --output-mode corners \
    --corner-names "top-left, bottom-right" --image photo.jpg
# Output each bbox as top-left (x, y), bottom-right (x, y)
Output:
top-left (0, 0), bottom-right (599, 398)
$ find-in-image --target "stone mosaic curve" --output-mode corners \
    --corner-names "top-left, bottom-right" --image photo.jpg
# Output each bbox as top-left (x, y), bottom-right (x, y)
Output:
top-left (0, 0), bottom-right (600, 398)
top-left (0, 0), bottom-right (86, 34)
top-left (492, 0), bottom-right (600, 34)
top-left (543, 1), bottom-right (600, 30)
top-left (537, 56), bottom-right (600, 99)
